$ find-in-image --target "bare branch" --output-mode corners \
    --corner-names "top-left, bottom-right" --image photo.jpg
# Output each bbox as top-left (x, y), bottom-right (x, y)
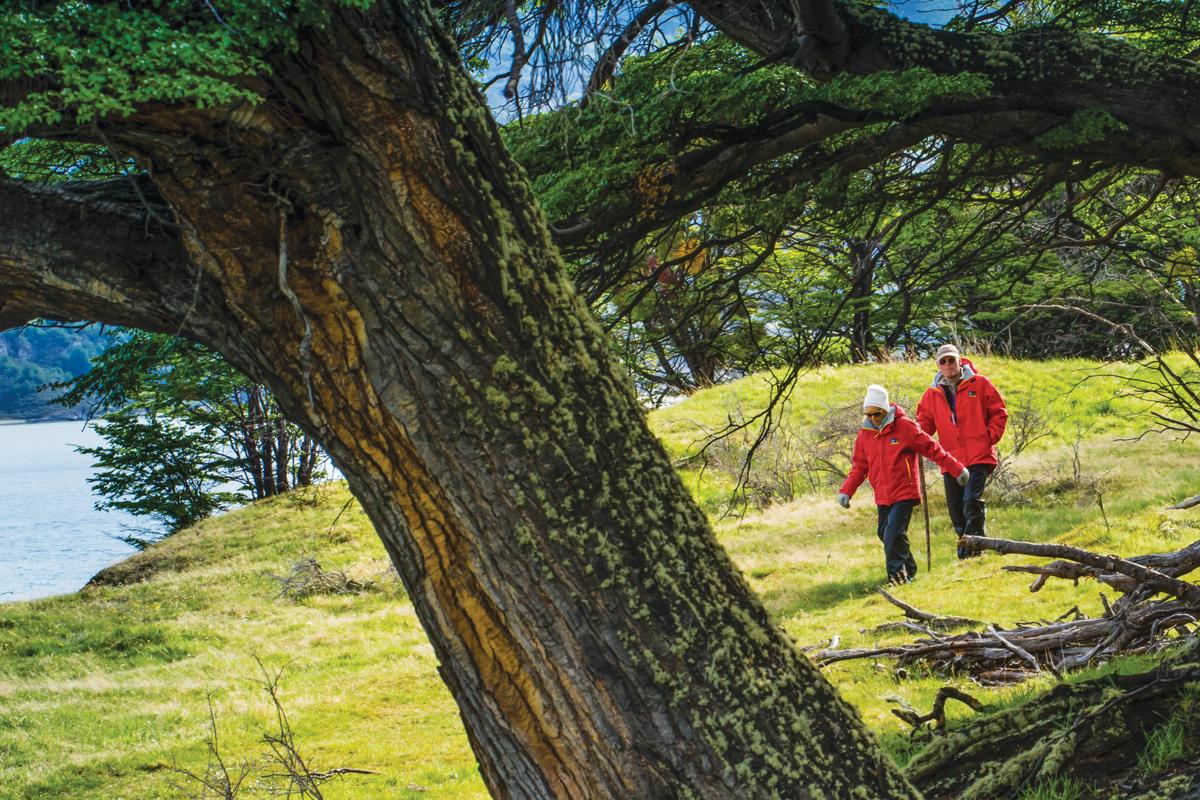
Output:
top-left (962, 536), bottom-right (1200, 604)
top-left (582, 0), bottom-right (672, 107)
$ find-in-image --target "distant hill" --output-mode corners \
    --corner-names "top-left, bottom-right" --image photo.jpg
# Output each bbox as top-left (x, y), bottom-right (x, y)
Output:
top-left (0, 326), bottom-right (110, 420)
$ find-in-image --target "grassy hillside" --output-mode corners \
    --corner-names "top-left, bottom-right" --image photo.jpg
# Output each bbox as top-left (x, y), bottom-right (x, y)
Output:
top-left (2, 357), bottom-right (1198, 799)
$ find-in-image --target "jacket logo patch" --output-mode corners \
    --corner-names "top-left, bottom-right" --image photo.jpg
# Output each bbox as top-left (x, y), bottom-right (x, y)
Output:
top-left (889, 437), bottom-right (901, 445)
top-left (968, 390), bottom-right (977, 397)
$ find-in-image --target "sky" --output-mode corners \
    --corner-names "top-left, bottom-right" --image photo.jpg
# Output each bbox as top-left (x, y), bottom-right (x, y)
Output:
top-left (890, 0), bottom-right (958, 26)
top-left (483, 1), bottom-right (961, 115)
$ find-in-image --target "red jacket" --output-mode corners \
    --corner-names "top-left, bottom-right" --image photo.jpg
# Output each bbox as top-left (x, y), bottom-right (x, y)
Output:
top-left (840, 405), bottom-right (966, 506)
top-left (916, 359), bottom-right (1008, 471)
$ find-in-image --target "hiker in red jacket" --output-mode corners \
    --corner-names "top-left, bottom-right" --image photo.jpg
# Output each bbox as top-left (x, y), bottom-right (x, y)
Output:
top-left (838, 384), bottom-right (968, 585)
top-left (916, 344), bottom-right (1009, 559)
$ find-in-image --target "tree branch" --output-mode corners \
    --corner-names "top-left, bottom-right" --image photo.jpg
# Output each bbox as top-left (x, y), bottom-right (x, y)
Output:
top-left (0, 176), bottom-right (209, 335)
top-left (581, 0), bottom-right (672, 107)
top-left (690, 0), bottom-right (1200, 174)
top-left (961, 535), bottom-right (1200, 604)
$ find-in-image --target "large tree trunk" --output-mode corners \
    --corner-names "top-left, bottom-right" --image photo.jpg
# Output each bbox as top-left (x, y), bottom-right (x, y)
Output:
top-left (0, 3), bottom-right (914, 798)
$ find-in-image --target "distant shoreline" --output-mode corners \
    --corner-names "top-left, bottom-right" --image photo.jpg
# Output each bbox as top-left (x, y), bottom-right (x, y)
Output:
top-left (0, 414), bottom-right (87, 425)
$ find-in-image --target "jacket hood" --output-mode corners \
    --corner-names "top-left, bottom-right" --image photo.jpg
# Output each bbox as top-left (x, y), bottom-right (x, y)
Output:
top-left (931, 358), bottom-right (976, 388)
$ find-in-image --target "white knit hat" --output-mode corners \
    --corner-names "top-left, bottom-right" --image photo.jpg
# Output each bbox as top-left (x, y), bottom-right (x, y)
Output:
top-left (863, 384), bottom-right (889, 410)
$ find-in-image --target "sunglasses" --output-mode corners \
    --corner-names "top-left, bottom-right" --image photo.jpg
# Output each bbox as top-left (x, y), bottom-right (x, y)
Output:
top-left (938, 356), bottom-right (959, 365)
top-left (864, 410), bottom-right (887, 419)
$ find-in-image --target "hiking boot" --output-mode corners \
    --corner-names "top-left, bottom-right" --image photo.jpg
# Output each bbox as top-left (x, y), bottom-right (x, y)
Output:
top-left (887, 568), bottom-right (909, 586)
top-left (957, 538), bottom-right (981, 560)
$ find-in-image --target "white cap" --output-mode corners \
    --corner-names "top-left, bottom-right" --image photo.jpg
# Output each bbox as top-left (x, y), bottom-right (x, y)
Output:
top-left (863, 384), bottom-right (889, 410)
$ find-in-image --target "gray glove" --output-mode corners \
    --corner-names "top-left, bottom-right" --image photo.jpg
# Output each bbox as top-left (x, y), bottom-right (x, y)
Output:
top-left (837, 492), bottom-right (850, 509)
top-left (956, 468), bottom-right (970, 487)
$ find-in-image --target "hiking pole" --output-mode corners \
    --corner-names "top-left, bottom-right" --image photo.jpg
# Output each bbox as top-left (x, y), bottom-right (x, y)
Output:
top-left (918, 456), bottom-right (932, 573)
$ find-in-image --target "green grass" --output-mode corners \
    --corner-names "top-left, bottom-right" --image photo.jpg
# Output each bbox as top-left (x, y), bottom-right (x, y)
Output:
top-left (2, 357), bottom-right (1199, 798)
top-left (1137, 716), bottom-right (1188, 778)
top-left (0, 490), bottom-right (484, 800)
top-left (1018, 775), bottom-right (1088, 800)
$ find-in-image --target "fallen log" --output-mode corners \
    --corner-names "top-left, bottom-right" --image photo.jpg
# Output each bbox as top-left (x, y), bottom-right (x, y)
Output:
top-left (907, 640), bottom-right (1200, 800)
top-left (815, 598), bottom-right (1196, 674)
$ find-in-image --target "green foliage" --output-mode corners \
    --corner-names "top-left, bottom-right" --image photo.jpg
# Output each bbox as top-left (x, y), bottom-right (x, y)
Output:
top-left (0, 0), bottom-right (371, 132)
top-left (505, 32), bottom-right (1199, 398)
top-left (1033, 108), bottom-right (1127, 149)
top-left (0, 139), bottom-right (127, 181)
top-left (58, 329), bottom-right (326, 540)
top-left (811, 68), bottom-right (991, 118)
top-left (78, 408), bottom-right (243, 542)
top-left (505, 36), bottom-right (801, 224)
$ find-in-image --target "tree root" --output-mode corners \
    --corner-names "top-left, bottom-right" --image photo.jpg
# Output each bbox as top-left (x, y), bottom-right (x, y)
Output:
top-left (906, 640), bottom-right (1200, 799)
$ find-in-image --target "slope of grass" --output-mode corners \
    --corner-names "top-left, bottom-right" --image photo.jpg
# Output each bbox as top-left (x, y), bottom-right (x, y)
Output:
top-left (2, 357), bottom-right (1198, 798)
top-left (652, 356), bottom-right (1159, 452)
top-left (0, 489), bottom-right (483, 800)
top-left (650, 356), bottom-right (1172, 508)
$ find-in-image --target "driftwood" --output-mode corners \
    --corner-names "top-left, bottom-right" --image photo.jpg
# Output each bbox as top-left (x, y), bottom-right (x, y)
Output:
top-left (813, 536), bottom-right (1200, 680)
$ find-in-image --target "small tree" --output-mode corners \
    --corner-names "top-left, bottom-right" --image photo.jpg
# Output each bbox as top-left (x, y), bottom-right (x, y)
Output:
top-left (78, 409), bottom-right (242, 546)
top-left (57, 330), bottom-right (326, 542)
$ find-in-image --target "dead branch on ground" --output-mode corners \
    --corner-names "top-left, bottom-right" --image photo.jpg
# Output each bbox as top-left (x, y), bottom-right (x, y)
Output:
top-left (889, 687), bottom-right (984, 731)
top-left (267, 557), bottom-right (367, 600)
top-left (812, 535), bottom-right (1200, 682)
top-left (1169, 494), bottom-right (1200, 510)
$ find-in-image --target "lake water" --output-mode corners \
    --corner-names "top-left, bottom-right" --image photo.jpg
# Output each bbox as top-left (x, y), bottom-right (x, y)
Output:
top-left (0, 420), bottom-right (139, 602)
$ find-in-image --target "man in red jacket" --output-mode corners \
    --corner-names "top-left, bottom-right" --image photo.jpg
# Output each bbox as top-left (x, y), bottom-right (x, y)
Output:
top-left (916, 344), bottom-right (1009, 559)
top-left (838, 384), bottom-right (968, 584)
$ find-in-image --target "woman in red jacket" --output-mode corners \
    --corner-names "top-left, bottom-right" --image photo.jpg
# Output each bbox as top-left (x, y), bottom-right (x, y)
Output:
top-left (839, 384), bottom-right (968, 584)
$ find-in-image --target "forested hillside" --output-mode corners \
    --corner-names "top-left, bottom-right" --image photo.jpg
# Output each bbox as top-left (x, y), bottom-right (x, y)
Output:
top-left (0, 327), bottom-right (107, 420)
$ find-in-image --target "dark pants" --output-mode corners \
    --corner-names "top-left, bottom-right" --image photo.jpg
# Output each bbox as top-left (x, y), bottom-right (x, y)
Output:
top-left (876, 500), bottom-right (918, 581)
top-left (944, 464), bottom-right (994, 558)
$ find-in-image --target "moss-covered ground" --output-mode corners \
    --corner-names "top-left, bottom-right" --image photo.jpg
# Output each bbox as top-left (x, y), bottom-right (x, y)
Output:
top-left (1, 357), bottom-right (1197, 798)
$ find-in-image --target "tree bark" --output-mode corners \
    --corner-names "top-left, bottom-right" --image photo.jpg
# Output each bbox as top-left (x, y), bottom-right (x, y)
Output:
top-left (847, 239), bottom-right (876, 362)
top-left (0, 3), bottom-right (916, 798)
